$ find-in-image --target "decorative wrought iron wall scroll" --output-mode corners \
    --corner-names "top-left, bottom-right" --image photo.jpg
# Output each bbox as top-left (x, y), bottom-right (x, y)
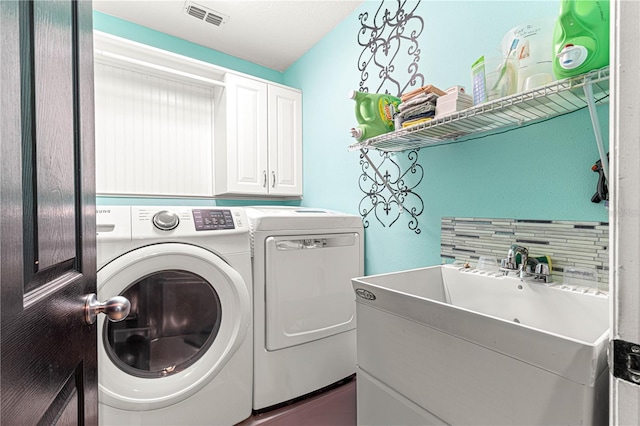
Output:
top-left (359, 149), bottom-right (424, 233)
top-left (356, 0), bottom-right (424, 233)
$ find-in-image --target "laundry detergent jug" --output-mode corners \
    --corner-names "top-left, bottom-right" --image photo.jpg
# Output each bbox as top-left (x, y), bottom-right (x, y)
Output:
top-left (349, 90), bottom-right (400, 141)
top-left (552, 0), bottom-right (610, 79)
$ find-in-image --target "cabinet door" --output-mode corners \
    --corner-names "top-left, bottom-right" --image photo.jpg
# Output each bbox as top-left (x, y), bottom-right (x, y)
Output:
top-left (268, 85), bottom-right (303, 196)
top-left (225, 73), bottom-right (269, 194)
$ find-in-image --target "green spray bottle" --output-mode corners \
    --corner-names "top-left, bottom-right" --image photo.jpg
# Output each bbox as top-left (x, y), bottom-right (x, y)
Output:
top-left (552, 0), bottom-right (610, 79)
top-left (349, 90), bottom-right (400, 141)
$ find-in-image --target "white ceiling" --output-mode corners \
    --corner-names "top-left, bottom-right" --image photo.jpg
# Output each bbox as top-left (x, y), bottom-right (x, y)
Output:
top-left (92, 0), bottom-right (364, 72)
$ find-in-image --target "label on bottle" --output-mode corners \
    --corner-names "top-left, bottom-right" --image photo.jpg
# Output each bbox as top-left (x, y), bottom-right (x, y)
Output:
top-left (378, 98), bottom-right (399, 129)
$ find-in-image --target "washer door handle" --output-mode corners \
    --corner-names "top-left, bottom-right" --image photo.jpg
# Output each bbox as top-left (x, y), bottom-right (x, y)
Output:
top-left (83, 293), bottom-right (131, 325)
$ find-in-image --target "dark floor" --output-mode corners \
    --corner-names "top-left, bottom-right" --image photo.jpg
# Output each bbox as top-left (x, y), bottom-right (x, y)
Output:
top-left (237, 377), bottom-right (356, 426)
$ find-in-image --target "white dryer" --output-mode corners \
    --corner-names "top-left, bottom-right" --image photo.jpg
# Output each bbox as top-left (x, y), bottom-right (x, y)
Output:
top-left (96, 206), bottom-right (252, 425)
top-left (246, 206), bottom-right (364, 411)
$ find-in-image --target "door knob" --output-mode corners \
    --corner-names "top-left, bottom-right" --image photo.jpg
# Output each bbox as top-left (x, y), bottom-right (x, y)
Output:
top-left (84, 293), bottom-right (131, 325)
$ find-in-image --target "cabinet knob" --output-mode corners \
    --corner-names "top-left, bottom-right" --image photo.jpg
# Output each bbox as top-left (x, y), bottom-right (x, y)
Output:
top-left (271, 171), bottom-right (276, 188)
top-left (263, 170), bottom-right (267, 188)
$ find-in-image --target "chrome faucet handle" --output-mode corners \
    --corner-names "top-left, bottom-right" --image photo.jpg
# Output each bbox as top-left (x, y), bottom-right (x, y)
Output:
top-left (534, 263), bottom-right (550, 275)
top-left (499, 258), bottom-right (519, 276)
top-left (500, 258), bottom-right (517, 270)
top-left (532, 263), bottom-right (552, 283)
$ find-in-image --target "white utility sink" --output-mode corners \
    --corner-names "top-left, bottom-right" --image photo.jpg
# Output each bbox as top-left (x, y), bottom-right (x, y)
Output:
top-left (352, 264), bottom-right (609, 426)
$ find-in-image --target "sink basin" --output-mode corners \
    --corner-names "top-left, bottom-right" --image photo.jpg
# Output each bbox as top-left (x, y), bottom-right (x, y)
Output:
top-left (352, 264), bottom-right (609, 425)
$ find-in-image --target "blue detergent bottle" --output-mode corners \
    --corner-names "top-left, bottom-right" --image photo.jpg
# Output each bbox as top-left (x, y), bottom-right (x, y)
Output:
top-left (552, 0), bottom-right (610, 79)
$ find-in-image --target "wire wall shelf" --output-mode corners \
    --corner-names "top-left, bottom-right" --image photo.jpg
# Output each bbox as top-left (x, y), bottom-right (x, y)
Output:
top-left (348, 67), bottom-right (610, 152)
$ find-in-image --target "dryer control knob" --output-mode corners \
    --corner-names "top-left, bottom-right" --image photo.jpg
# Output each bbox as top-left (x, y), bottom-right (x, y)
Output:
top-left (152, 210), bottom-right (180, 231)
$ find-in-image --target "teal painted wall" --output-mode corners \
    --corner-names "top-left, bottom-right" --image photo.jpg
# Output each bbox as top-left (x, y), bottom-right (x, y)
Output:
top-left (93, 3), bottom-right (610, 277)
top-left (93, 11), bottom-right (284, 84)
top-left (283, 1), bottom-right (609, 275)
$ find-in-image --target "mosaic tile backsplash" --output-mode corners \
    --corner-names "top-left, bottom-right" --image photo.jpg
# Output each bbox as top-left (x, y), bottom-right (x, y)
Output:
top-left (441, 217), bottom-right (609, 290)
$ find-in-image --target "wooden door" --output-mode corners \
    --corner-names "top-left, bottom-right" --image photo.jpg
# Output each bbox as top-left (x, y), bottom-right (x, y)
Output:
top-left (610, 0), bottom-right (640, 424)
top-left (1, 0), bottom-right (98, 424)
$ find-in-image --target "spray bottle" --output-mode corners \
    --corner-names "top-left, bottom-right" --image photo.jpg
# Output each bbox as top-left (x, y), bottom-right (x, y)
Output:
top-left (552, 0), bottom-right (610, 79)
top-left (349, 90), bottom-right (400, 141)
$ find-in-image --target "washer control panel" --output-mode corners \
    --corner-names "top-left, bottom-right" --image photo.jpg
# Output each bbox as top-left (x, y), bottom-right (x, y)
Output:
top-left (192, 209), bottom-right (235, 231)
top-left (127, 206), bottom-right (248, 239)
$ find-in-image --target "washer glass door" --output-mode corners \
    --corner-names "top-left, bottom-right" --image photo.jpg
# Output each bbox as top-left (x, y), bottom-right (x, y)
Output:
top-left (105, 269), bottom-right (222, 378)
top-left (97, 243), bottom-right (250, 410)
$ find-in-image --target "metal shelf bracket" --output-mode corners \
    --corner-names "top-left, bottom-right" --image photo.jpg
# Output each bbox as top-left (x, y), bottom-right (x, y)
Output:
top-left (584, 81), bottom-right (609, 182)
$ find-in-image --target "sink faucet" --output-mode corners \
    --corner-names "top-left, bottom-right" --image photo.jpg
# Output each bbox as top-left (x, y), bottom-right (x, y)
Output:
top-left (501, 244), bottom-right (528, 278)
top-left (500, 244), bottom-right (552, 282)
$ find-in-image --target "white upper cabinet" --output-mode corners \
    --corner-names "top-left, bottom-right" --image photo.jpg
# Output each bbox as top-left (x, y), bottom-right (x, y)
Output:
top-left (268, 84), bottom-right (303, 196)
top-left (215, 74), bottom-right (269, 195)
top-left (215, 74), bottom-right (303, 198)
top-left (93, 32), bottom-right (302, 199)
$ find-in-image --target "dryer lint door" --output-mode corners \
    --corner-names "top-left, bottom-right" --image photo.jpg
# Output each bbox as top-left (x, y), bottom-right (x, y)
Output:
top-left (264, 233), bottom-right (361, 351)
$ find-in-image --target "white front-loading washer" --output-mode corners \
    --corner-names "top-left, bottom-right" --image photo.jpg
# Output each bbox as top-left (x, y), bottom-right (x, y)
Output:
top-left (245, 206), bottom-right (364, 411)
top-left (96, 206), bottom-right (252, 426)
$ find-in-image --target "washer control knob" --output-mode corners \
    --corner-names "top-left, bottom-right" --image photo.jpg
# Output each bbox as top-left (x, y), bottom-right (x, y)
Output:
top-left (152, 210), bottom-right (180, 231)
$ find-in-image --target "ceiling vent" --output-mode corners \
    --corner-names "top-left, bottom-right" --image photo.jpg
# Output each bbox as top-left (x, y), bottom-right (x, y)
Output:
top-left (184, 1), bottom-right (229, 27)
